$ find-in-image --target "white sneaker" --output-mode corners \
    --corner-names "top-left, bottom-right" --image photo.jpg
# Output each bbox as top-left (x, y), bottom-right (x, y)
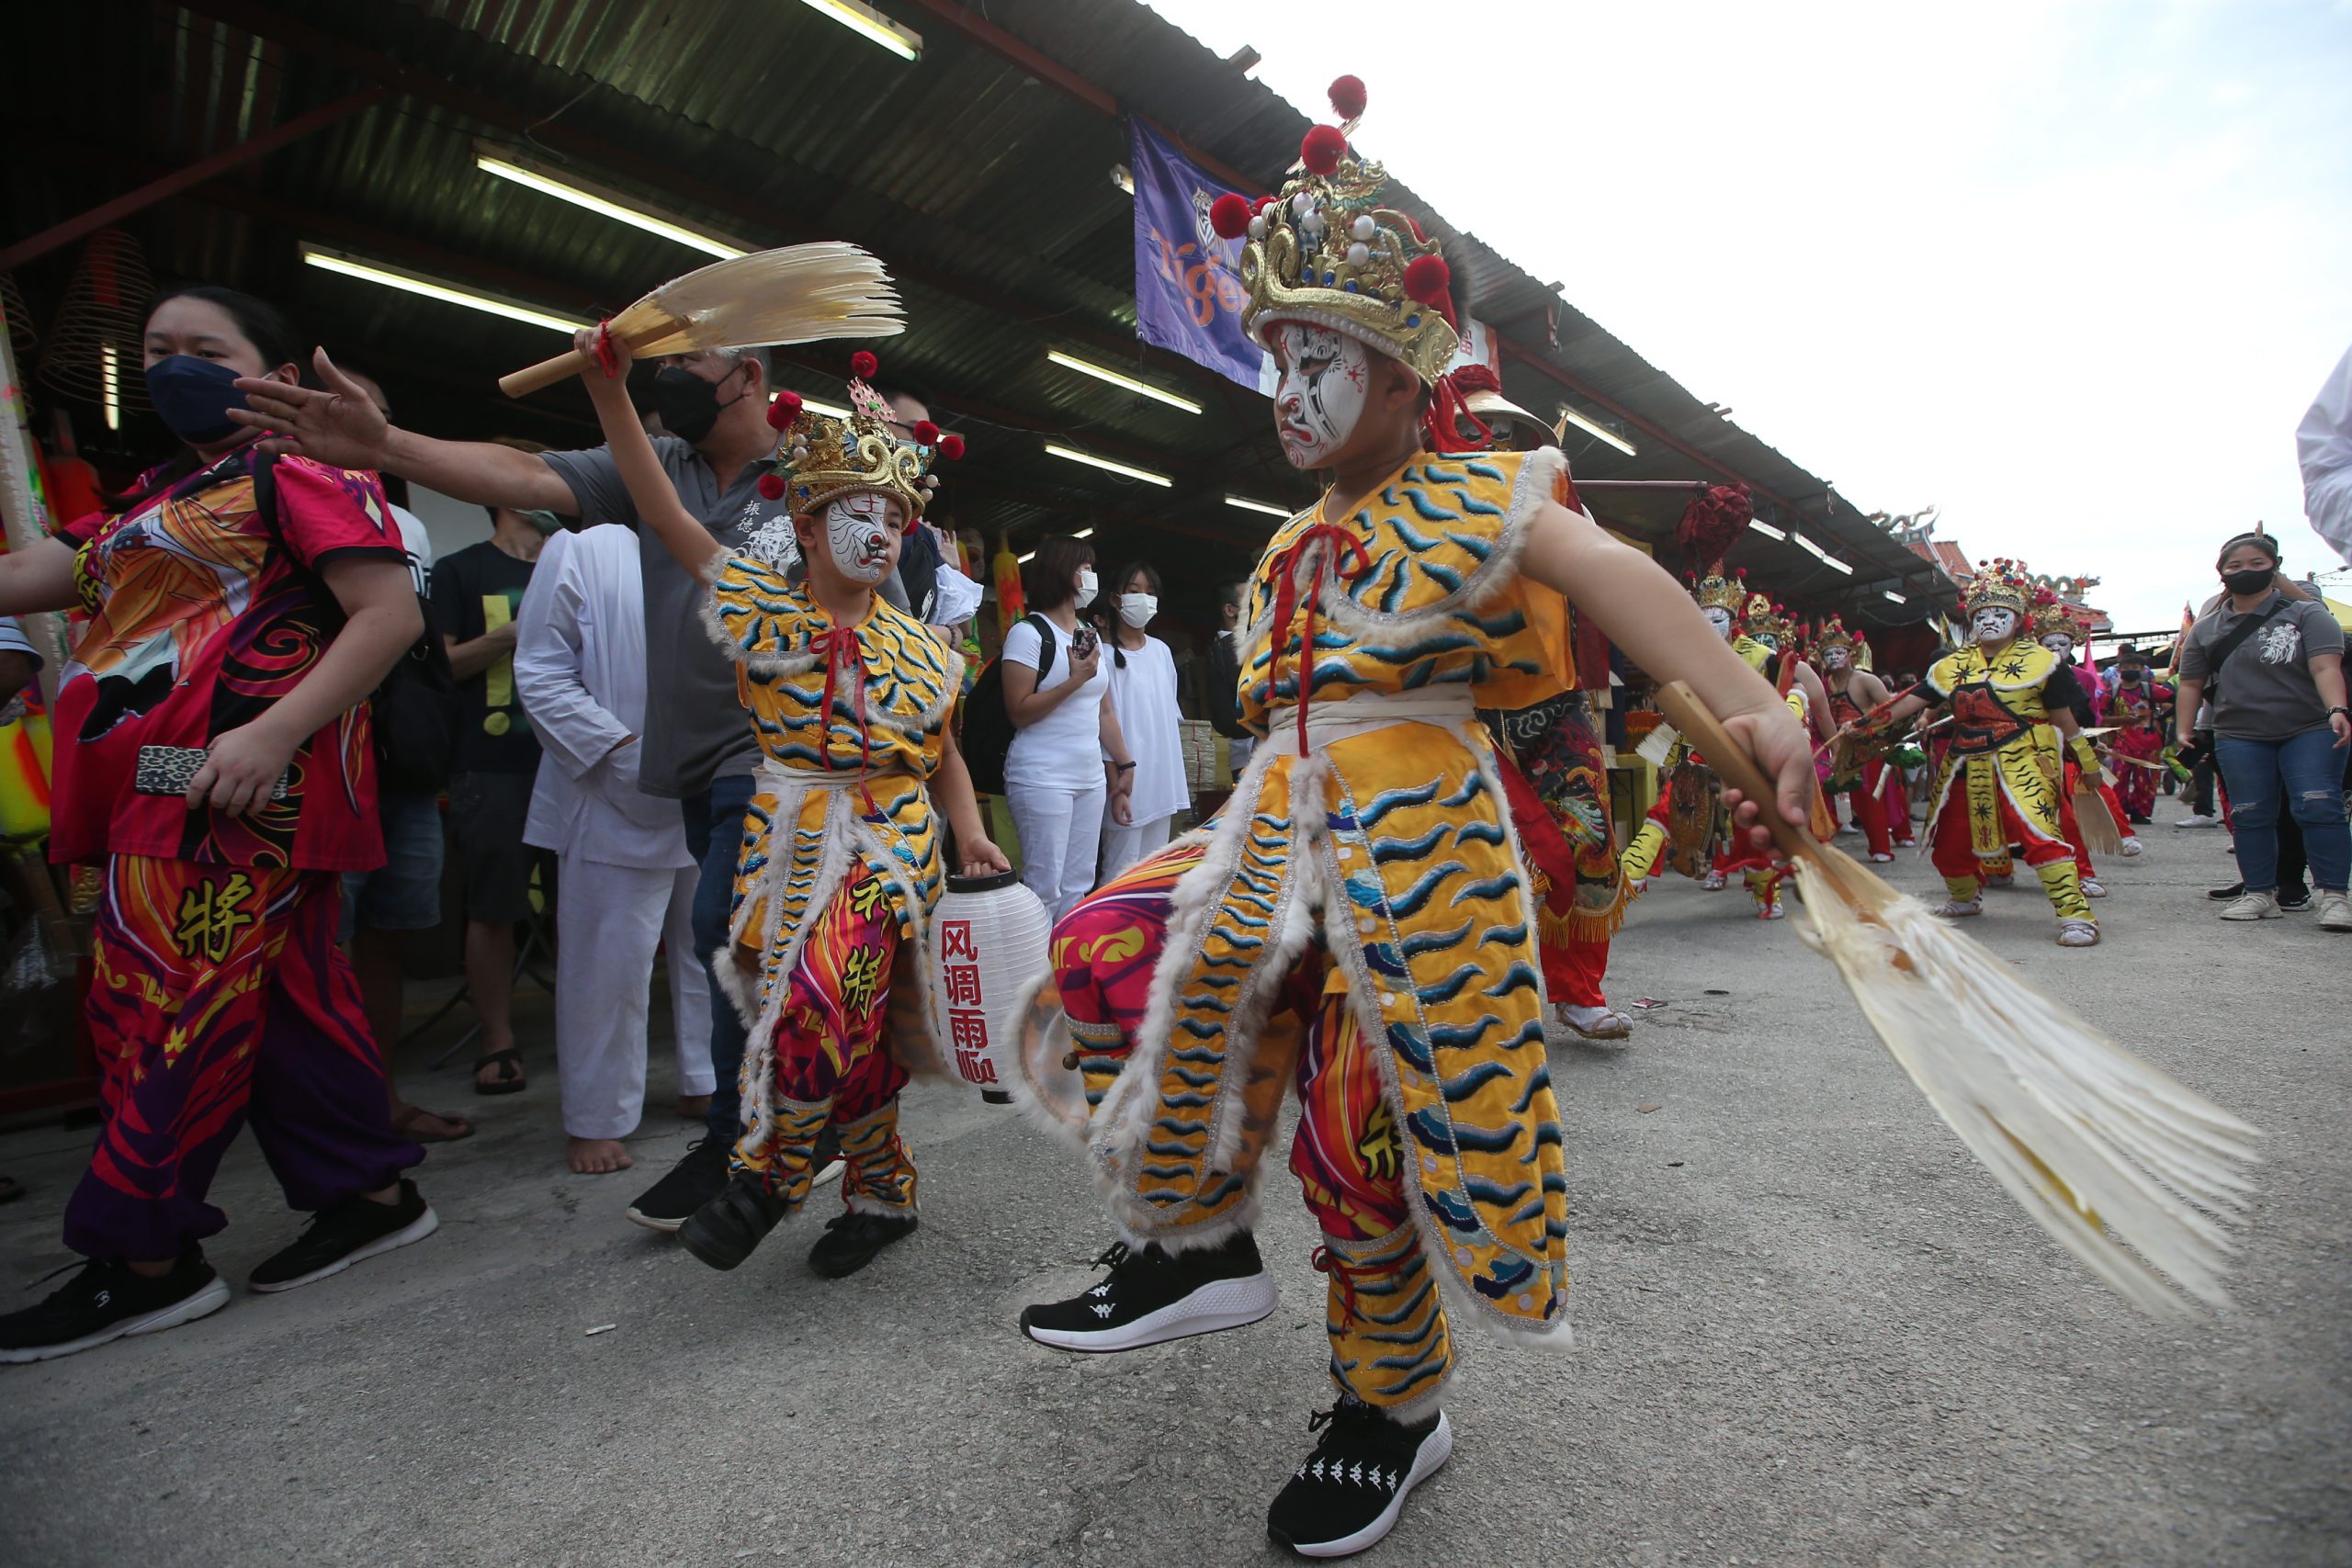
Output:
top-left (1701, 870), bottom-right (1727, 891)
top-left (2119, 837), bottom-right (2145, 857)
top-left (2056, 919), bottom-right (2099, 947)
top-left (2177, 814), bottom-right (2221, 829)
top-left (1930, 897), bottom-right (1983, 919)
top-left (2081, 878), bottom-right (2108, 898)
top-left (1869, 852), bottom-right (1894, 863)
top-left (1757, 901), bottom-right (1786, 920)
top-left (2219, 891), bottom-right (2281, 921)
top-left (2319, 892), bottom-right (2352, 933)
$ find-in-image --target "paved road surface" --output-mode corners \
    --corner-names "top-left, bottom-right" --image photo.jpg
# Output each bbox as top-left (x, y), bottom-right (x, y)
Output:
top-left (3, 804), bottom-right (2346, 1566)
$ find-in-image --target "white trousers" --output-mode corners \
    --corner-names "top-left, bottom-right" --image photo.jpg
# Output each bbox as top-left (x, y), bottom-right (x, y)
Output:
top-left (1009, 781), bottom-right (1107, 923)
top-left (554, 854), bottom-right (714, 1139)
top-left (1098, 811), bottom-right (1175, 886)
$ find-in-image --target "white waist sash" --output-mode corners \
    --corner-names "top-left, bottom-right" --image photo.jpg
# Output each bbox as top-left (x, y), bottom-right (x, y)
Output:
top-left (1264, 689), bottom-right (1479, 756)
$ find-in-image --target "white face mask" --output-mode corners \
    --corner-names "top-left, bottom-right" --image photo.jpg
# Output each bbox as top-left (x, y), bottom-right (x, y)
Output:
top-left (1117, 592), bottom-right (1157, 628)
top-left (2041, 633), bottom-right (2075, 657)
top-left (823, 491), bottom-right (898, 584)
top-left (1702, 605), bottom-right (1735, 641)
top-left (1822, 648), bottom-right (1850, 671)
top-left (1074, 568), bottom-right (1098, 608)
top-left (1971, 606), bottom-right (2018, 645)
top-left (1271, 321), bottom-right (1372, 468)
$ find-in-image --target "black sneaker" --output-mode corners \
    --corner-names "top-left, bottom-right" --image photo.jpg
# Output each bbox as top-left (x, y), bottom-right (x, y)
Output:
top-left (625, 1134), bottom-right (732, 1233)
top-left (806, 1210), bottom-right (918, 1279)
top-left (2278, 889), bottom-right (2312, 912)
top-left (2207, 881), bottom-right (2245, 901)
top-left (1019, 1230), bottom-right (1276, 1352)
top-left (0, 1252), bottom-right (231, 1364)
top-left (677, 1172), bottom-right (789, 1271)
top-left (1266, 1399), bottom-right (1453, 1559)
top-left (249, 1179), bottom-right (436, 1293)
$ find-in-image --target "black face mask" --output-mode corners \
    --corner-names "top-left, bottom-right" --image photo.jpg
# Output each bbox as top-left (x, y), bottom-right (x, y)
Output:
top-left (650, 364), bottom-right (745, 445)
top-left (2222, 568), bottom-right (2276, 597)
top-left (144, 355), bottom-right (251, 445)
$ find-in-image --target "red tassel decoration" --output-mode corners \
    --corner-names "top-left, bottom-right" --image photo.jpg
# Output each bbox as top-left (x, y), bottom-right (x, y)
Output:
top-left (1209, 193), bottom-right (1253, 240)
top-left (912, 419), bottom-right (940, 445)
top-left (850, 350), bottom-right (879, 380)
top-left (766, 390), bottom-right (803, 429)
top-left (1301, 124), bottom-right (1348, 175)
top-left (1329, 75), bottom-right (1368, 121)
top-left (756, 473), bottom-right (786, 501)
top-left (938, 434), bottom-right (967, 460)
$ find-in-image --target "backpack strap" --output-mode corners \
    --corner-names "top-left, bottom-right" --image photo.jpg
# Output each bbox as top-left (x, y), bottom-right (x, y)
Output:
top-left (2200, 598), bottom-right (2288, 692)
top-left (1023, 613), bottom-right (1055, 684)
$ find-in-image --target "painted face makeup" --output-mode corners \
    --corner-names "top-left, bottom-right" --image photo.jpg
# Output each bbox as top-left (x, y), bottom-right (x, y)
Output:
top-left (1971, 606), bottom-right (2018, 645)
top-left (1702, 606), bottom-right (1735, 640)
top-left (1821, 648), bottom-right (1850, 671)
top-left (2041, 633), bottom-right (2075, 658)
top-left (824, 491), bottom-right (899, 584)
top-left (1271, 321), bottom-right (1372, 468)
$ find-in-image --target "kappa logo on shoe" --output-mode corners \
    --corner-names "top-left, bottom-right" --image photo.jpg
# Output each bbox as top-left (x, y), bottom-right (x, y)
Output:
top-left (1087, 1282), bottom-right (1112, 1298)
top-left (92, 1291), bottom-right (111, 1309)
top-left (1091, 1303), bottom-right (1114, 1318)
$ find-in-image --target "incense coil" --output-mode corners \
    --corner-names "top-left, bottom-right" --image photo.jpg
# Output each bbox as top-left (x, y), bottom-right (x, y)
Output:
top-left (37, 229), bottom-right (154, 412)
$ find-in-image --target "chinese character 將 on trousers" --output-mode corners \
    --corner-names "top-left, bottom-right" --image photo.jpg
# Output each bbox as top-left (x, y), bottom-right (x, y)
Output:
top-left (64, 854), bottom-right (423, 1261)
top-left (732, 861), bottom-right (918, 1217)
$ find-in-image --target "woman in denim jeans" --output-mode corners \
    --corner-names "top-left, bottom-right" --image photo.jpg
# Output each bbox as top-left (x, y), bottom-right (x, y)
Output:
top-left (2176, 531), bottom-right (2352, 931)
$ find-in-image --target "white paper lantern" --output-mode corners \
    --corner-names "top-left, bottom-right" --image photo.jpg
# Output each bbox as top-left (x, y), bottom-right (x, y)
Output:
top-left (928, 870), bottom-right (1052, 1104)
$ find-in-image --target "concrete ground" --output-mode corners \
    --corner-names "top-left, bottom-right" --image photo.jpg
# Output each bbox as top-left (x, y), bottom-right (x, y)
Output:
top-left (2, 798), bottom-right (2346, 1568)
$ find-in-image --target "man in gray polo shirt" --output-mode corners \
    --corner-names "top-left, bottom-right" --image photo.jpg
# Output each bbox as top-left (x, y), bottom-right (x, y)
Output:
top-left (230, 344), bottom-right (821, 1223)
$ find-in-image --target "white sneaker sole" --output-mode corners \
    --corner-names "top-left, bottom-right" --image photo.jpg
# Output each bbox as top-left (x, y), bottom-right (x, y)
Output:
top-left (625, 1205), bottom-right (687, 1234)
top-left (0, 1275), bottom-right (231, 1364)
top-left (248, 1207), bottom-right (439, 1294)
top-left (810, 1158), bottom-right (845, 1190)
top-left (1279, 1410), bottom-right (1454, 1559)
top-left (1023, 1269), bottom-right (1277, 1353)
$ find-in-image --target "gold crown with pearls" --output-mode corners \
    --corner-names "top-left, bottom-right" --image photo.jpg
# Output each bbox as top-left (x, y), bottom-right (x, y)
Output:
top-left (763, 354), bottom-right (961, 519)
top-left (1963, 557), bottom-right (2033, 619)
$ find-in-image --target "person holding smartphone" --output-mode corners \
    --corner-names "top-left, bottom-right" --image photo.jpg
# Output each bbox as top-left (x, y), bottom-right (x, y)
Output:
top-left (1001, 535), bottom-right (1135, 919)
top-left (0, 285), bottom-right (434, 1364)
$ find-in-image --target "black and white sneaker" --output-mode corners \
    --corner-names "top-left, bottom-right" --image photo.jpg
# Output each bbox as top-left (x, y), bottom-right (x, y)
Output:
top-left (1019, 1230), bottom-right (1275, 1352)
top-left (625, 1134), bottom-right (732, 1232)
top-left (1265, 1399), bottom-right (1453, 1559)
top-left (0, 1252), bottom-right (231, 1364)
top-left (248, 1179), bottom-right (436, 1293)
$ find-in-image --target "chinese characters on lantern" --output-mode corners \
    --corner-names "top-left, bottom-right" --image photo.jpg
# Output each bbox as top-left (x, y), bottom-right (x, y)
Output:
top-left (939, 919), bottom-right (997, 1087)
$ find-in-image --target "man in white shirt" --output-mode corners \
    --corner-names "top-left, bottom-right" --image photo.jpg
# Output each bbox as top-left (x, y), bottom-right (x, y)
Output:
top-left (2301, 342), bottom-right (2352, 566)
top-left (514, 527), bottom-right (713, 1174)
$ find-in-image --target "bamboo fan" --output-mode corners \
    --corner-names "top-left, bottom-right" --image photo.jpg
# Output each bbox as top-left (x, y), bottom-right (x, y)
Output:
top-left (2073, 775), bottom-right (2126, 856)
top-left (1653, 681), bottom-right (2259, 1316)
top-left (499, 243), bottom-right (905, 399)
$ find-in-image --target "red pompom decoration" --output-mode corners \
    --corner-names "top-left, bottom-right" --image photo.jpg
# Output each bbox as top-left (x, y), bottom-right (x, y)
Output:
top-left (937, 434), bottom-right (966, 460)
top-left (912, 419), bottom-right (940, 445)
top-left (756, 472), bottom-right (787, 501)
top-left (1402, 254), bottom-right (1452, 306)
top-left (1329, 74), bottom-right (1368, 121)
top-left (850, 350), bottom-right (879, 380)
top-left (1300, 124), bottom-right (1348, 176)
top-left (765, 390), bottom-right (802, 429)
top-left (1450, 364), bottom-right (1501, 395)
top-left (1208, 193), bottom-right (1252, 240)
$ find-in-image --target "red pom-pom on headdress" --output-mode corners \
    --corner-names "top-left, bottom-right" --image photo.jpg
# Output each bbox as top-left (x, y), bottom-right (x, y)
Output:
top-left (1300, 124), bottom-right (1348, 175)
top-left (938, 434), bottom-right (966, 460)
top-left (912, 419), bottom-right (940, 446)
top-left (1402, 254), bottom-right (1456, 326)
top-left (765, 390), bottom-right (803, 430)
top-left (1449, 363), bottom-right (1501, 395)
top-left (850, 350), bottom-right (879, 380)
top-left (1209, 193), bottom-right (1252, 240)
top-left (756, 473), bottom-right (786, 501)
top-left (1329, 74), bottom-right (1368, 121)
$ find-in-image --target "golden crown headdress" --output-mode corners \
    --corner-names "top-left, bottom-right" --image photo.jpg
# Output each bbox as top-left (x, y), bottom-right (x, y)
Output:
top-left (1811, 613), bottom-right (1856, 655)
top-left (1963, 557), bottom-right (2033, 619)
top-left (1691, 559), bottom-right (1748, 615)
top-left (757, 351), bottom-right (964, 519)
top-left (1210, 76), bottom-right (1461, 386)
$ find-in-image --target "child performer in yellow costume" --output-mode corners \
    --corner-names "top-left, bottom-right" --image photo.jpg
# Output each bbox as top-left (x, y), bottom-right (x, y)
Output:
top-left (1009, 81), bottom-right (1816, 1559)
top-left (566, 331), bottom-right (1010, 1280)
top-left (1847, 558), bottom-right (2101, 947)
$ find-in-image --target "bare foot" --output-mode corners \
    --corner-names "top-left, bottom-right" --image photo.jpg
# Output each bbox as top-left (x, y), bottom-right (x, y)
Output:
top-left (675, 1093), bottom-right (712, 1121)
top-left (391, 1101), bottom-right (475, 1143)
top-left (568, 1136), bottom-right (634, 1175)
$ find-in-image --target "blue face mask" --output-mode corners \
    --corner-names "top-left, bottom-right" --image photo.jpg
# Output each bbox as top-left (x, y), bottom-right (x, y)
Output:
top-left (143, 355), bottom-right (252, 445)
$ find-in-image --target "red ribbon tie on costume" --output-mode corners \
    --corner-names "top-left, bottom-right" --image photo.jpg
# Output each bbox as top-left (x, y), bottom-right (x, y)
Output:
top-left (593, 321), bottom-right (620, 379)
top-left (808, 625), bottom-right (879, 811)
top-left (1268, 521), bottom-right (1373, 752)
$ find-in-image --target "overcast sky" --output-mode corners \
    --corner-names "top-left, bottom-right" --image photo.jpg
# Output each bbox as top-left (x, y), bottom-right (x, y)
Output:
top-left (1147, 0), bottom-right (2352, 633)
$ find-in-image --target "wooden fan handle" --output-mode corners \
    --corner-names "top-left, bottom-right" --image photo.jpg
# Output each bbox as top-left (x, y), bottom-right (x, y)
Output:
top-left (1653, 680), bottom-right (1819, 869)
top-left (498, 315), bottom-right (685, 400)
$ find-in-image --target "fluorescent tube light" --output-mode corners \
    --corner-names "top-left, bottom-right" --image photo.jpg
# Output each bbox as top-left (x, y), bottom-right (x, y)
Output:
top-left (300, 245), bottom-right (578, 334)
top-left (1793, 533), bottom-right (1854, 575)
top-left (475, 150), bottom-right (749, 259)
top-left (1017, 550), bottom-right (1036, 563)
top-left (1073, 527), bottom-right (1094, 538)
top-left (1225, 494), bottom-right (1292, 518)
top-left (795, 0), bottom-right (922, 62)
top-left (1046, 351), bottom-right (1202, 414)
top-left (1883, 590), bottom-right (1907, 604)
top-left (1557, 404), bottom-right (1636, 457)
top-left (1747, 520), bottom-right (1786, 541)
top-left (1046, 444), bottom-right (1171, 487)
top-left (101, 346), bottom-right (121, 432)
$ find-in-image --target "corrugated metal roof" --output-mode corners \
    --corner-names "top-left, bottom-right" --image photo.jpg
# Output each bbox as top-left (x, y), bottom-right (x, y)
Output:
top-left (5, 0), bottom-right (1953, 621)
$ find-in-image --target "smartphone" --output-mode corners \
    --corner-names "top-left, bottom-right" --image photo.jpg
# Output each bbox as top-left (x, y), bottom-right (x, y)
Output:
top-left (134, 745), bottom-right (292, 802)
top-left (1071, 627), bottom-right (1099, 660)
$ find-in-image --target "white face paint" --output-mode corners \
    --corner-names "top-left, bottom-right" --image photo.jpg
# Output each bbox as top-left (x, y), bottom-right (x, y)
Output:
top-left (1821, 647), bottom-right (1850, 671)
top-left (1116, 592), bottom-right (1157, 628)
top-left (2041, 632), bottom-right (2075, 658)
top-left (1074, 568), bottom-right (1098, 608)
top-left (823, 491), bottom-right (899, 584)
top-left (1702, 605), bottom-right (1736, 640)
top-left (1270, 321), bottom-right (1373, 468)
top-left (1971, 606), bottom-right (2018, 645)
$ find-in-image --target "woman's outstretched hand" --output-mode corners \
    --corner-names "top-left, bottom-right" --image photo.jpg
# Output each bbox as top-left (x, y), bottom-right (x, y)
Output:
top-left (230, 348), bottom-right (390, 467)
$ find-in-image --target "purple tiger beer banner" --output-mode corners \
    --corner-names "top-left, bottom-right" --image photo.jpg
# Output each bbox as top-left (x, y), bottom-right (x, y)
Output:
top-left (1130, 117), bottom-right (1269, 393)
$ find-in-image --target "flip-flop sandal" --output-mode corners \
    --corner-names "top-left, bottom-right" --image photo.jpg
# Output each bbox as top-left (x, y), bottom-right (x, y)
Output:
top-left (392, 1103), bottom-right (476, 1142)
top-left (473, 1048), bottom-right (527, 1097)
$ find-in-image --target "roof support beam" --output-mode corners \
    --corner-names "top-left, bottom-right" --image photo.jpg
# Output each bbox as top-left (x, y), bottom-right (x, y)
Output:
top-left (0, 85), bottom-right (389, 272)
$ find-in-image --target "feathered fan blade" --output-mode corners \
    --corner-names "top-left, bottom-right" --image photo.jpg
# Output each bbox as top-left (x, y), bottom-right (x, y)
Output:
top-left (619, 242), bottom-right (906, 355)
top-left (1788, 854), bottom-right (2260, 1315)
top-left (2073, 786), bottom-right (2126, 856)
top-left (1675, 483), bottom-right (1753, 570)
top-left (1635, 722), bottom-right (1680, 769)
